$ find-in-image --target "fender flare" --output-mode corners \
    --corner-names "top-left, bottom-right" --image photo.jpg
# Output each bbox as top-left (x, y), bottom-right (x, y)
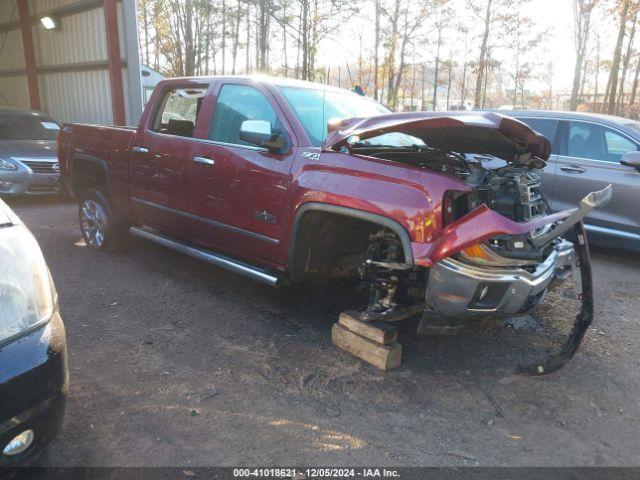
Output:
top-left (68, 154), bottom-right (111, 198)
top-left (288, 202), bottom-right (415, 274)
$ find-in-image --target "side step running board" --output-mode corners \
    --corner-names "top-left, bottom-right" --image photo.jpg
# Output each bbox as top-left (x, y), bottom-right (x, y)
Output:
top-left (129, 226), bottom-right (288, 287)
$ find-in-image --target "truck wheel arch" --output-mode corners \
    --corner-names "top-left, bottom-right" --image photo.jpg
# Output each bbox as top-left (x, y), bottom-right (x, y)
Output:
top-left (69, 154), bottom-right (111, 198)
top-left (288, 202), bottom-right (414, 281)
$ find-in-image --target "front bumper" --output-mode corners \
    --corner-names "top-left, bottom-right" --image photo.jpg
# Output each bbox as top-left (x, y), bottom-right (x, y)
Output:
top-left (425, 240), bottom-right (574, 318)
top-left (0, 311), bottom-right (68, 466)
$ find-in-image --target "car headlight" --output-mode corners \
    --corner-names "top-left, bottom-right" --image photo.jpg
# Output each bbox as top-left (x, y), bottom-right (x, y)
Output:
top-left (0, 158), bottom-right (18, 171)
top-left (0, 223), bottom-right (55, 344)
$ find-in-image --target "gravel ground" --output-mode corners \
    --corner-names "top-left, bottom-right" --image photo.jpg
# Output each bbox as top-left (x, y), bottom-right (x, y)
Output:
top-left (6, 196), bottom-right (640, 467)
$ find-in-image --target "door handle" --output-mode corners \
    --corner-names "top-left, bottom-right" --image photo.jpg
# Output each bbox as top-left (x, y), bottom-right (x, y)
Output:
top-left (193, 156), bottom-right (215, 165)
top-left (132, 146), bottom-right (149, 153)
top-left (560, 165), bottom-right (586, 174)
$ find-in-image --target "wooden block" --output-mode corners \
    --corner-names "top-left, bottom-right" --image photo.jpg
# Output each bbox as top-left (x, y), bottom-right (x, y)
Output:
top-left (339, 311), bottom-right (398, 345)
top-left (332, 323), bottom-right (402, 370)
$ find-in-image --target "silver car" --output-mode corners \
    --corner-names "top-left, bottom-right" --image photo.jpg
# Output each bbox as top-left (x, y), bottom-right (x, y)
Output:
top-left (0, 108), bottom-right (61, 195)
top-left (499, 110), bottom-right (640, 249)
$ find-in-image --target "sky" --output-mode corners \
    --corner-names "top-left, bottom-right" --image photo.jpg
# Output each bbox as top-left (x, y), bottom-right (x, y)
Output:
top-left (312, 0), bottom-right (618, 93)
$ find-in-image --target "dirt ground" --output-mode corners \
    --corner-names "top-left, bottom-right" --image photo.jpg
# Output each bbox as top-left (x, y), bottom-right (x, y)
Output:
top-left (6, 196), bottom-right (640, 467)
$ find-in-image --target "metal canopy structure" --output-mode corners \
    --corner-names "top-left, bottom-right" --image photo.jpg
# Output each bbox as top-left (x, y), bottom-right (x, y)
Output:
top-left (0, 0), bottom-right (142, 125)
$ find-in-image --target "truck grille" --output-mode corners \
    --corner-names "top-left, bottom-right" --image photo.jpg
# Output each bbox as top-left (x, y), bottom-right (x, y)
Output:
top-left (21, 160), bottom-right (59, 174)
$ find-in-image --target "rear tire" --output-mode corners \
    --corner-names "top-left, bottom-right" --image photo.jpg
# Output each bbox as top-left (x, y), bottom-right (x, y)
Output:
top-left (78, 188), bottom-right (128, 252)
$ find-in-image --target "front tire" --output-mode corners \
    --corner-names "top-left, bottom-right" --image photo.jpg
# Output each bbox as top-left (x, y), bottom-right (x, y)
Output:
top-left (78, 188), bottom-right (128, 251)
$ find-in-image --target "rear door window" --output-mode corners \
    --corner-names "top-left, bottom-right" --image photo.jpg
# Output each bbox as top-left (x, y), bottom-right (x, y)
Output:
top-left (151, 87), bottom-right (207, 137)
top-left (516, 118), bottom-right (559, 153)
top-left (566, 121), bottom-right (638, 162)
top-left (567, 122), bottom-right (606, 161)
top-left (604, 128), bottom-right (637, 162)
top-left (565, 121), bottom-right (638, 162)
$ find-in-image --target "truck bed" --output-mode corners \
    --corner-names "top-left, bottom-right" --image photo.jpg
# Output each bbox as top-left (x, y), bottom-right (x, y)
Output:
top-left (58, 123), bottom-right (137, 215)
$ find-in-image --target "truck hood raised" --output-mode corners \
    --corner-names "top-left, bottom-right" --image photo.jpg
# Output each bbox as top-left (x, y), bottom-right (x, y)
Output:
top-left (322, 111), bottom-right (551, 162)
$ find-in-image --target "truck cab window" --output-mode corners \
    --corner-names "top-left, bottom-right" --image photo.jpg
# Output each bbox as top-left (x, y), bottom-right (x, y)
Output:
top-left (151, 87), bottom-right (207, 138)
top-left (209, 84), bottom-right (278, 146)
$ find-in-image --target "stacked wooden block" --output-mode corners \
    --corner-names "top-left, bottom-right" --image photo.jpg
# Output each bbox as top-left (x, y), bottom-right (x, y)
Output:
top-left (331, 310), bottom-right (402, 370)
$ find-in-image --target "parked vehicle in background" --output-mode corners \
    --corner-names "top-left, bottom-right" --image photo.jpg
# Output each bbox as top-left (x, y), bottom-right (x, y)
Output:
top-left (0, 199), bottom-right (67, 465)
top-left (58, 77), bottom-right (609, 372)
top-left (501, 110), bottom-right (640, 249)
top-left (0, 108), bottom-right (61, 196)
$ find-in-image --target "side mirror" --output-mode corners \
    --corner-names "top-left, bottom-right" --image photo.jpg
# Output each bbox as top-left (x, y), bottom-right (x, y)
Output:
top-left (620, 151), bottom-right (640, 173)
top-left (239, 120), bottom-right (286, 152)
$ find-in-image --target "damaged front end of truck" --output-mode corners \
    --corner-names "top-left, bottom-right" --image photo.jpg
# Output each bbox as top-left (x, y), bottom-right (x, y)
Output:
top-left (323, 112), bottom-right (612, 374)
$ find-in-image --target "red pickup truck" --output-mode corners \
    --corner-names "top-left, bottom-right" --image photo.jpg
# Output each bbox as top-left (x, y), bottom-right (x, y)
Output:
top-left (58, 76), bottom-right (611, 370)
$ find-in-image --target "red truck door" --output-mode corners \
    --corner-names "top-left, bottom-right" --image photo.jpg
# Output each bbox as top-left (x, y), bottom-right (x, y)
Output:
top-left (129, 84), bottom-right (209, 239)
top-left (186, 81), bottom-right (297, 268)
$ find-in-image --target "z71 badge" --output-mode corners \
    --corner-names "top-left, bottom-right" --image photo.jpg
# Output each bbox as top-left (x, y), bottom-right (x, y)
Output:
top-left (300, 151), bottom-right (320, 161)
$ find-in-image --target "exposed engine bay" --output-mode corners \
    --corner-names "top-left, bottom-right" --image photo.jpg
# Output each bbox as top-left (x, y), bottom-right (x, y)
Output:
top-left (358, 144), bottom-right (555, 265)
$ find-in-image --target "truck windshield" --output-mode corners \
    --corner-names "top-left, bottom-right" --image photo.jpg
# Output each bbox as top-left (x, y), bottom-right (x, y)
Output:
top-left (0, 115), bottom-right (60, 141)
top-left (280, 87), bottom-right (392, 146)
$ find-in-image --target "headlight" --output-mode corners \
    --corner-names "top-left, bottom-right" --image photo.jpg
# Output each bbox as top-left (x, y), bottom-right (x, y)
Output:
top-left (0, 224), bottom-right (55, 344)
top-left (0, 158), bottom-right (17, 171)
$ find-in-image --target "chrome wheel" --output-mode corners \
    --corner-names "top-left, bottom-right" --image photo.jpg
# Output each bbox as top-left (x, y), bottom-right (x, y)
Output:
top-left (80, 199), bottom-right (106, 248)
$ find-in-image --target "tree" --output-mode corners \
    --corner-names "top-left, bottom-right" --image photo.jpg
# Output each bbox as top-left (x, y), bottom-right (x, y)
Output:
top-left (385, 0), bottom-right (401, 106)
top-left (137, 0), bottom-right (156, 67)
top-left (472, 0), bottom-right (493, 108)
top-left (373, 0), bottom-right (382, 99)
top-left (134, 0), bottom-right (640, 120)
top-left (230, 0), bottom-right (244, 74)
top-left (393, 2), bottom-right (427, 108)
top-left (616, 10), bottom-right (638, 113)
top-left (444, 55), bottom-right (455, 109)
top-left (570, 0), bottom-right (596, 110)
top-left (246, 1), bottom-right (252, 72)
top-left (469, 0), bottom-right (531, 108)
top-left (603, 0), bottom-right (632, 114)
top-left (430, 1), bottom-right (453, 111)
top-left (505, 13), bottom-right (545, 109)
top-left (380, 0), bottom-right (427, 110)
top-left (627, 49), bottom-right (640, 108)
top-left (458, 26), bottom-right (470, 107)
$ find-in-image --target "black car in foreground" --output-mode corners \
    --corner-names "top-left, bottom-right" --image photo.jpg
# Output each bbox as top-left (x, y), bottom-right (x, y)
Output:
top-left (0, 199), bottom-right (67, 465)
